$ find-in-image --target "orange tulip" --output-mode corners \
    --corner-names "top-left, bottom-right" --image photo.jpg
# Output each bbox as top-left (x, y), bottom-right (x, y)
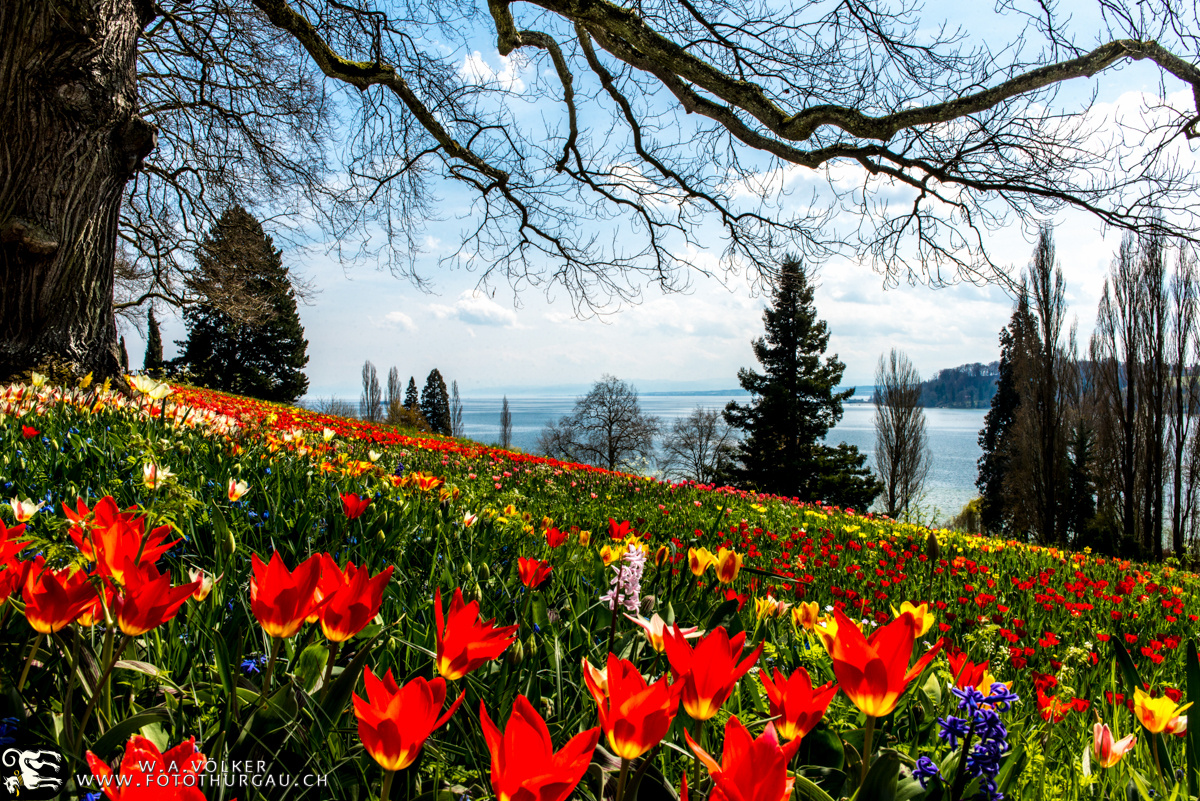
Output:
top-left (86, 734), bottom-right (209, 800)
top-left (23, 558), bottom-right (98, 633)
top-left (825, 607), bottom-right (943, 717)
top-left (685, 716), bottom-right (801, 801)
top-left (688, 547), bottom-right (717, 576)
top-left (517, 557), bottom-right (553, 589)
top-left (0, 518), bottom-right (29, 563)
top-left (1134, 687), bottom-right (1193, 734)
top-left (249, 551), bottom-right (325, 638)
top-left (715, 547), bottom-right (743, 584)
top-left (433, 587), bottom-right (519, 680)
top-left (113, 559), bottom-right (201, 636)
top-left (320, 561), bottom-right (393, 642)
top-left (480, 695), bottom-right (600, 801)
top-left (664, 625), bottom-right (761, 721)
top-left (583, 654), bottom-right (681, 760)
top-left (352, 666), bottom-right (464, 772)
top-left (791, 601), bottom-right (820, 631)
top-left (758, 667), bottom-right (838, 742)
top-left (1093, 722), bottom-right (1136, 768)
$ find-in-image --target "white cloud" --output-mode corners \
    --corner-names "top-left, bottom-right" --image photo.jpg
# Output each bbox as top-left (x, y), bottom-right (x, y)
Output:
top-left (459, 51), bottom-right (525, 91)
top-left (429, 291), bottom-right (522, 328)
top-left (383, 311), bottom-right (417, 332)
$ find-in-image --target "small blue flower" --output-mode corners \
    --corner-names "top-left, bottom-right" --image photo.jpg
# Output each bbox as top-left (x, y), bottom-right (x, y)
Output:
top-left (913, 756), bottom-right (941, 789)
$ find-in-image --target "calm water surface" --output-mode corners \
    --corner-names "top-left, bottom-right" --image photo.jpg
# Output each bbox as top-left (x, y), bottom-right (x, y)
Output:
top-left (459, 394), bottom-right (987, 520)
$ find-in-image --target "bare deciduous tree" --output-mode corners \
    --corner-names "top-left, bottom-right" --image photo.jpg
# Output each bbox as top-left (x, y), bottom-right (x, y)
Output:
top-left (7, 0), bottom-right (1200, 379)
top-left (873, 349), bottom-right (931, 519)
top-left (1169, 246), bottom-right (1200, 554)
top-left (659, 406), bottom-right (732, 485)
top-left (499, 396), bottom-right (513, 449)
top-left (387, 367), bottom-right (403, 411)
top-left (450, 380), bottom-right (465, 438)
top-left (538, 375), bottom-right (659, 471)
top-left (360, 360), bottom-right (382, 422)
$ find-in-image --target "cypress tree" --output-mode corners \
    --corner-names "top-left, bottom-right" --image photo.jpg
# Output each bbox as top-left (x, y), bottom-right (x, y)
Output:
top-left (404, 377), bottom-right (419, 410)
top-left (144, 308), bottom-right (163, 374)
top-left (119, 336), bottom-right (130, 373)
top-left (175, 207), bottom-right (309, 403)
top-left (976, 290), bottom-right (1033, 533)
top-left (421, 369), bottom-right (452, 435)
top-left (723, 257), bottom-right (881, 508)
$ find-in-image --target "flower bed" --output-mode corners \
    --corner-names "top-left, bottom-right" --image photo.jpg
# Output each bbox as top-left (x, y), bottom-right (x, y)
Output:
top-left (0, 377), bottom-right (1196, 800)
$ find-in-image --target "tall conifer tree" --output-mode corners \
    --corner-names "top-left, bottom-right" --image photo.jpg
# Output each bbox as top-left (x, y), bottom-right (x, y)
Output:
top-left (421, 369), bottom-right (452, 435)
top-left (175, 207), bottom-right (309, 402)
top-left (404, 377), bottom-right (419, 410)
top-left (723, 257), bottom-right (880, 508)
top-left (144, 308), bottom-right (163, 374)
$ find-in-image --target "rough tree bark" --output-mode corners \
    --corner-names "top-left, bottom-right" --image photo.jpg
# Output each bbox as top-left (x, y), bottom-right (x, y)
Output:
top-left (0, 0), bottom-right (156, 381)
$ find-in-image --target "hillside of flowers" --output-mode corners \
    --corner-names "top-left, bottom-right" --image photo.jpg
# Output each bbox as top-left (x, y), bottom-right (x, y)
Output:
top-left (1, 376), bottom-right (1199, 801)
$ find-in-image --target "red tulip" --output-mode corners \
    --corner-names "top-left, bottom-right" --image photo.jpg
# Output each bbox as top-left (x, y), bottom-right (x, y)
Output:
top-left (249, 551), bottom-right (325, 638)
top-left (352, 666), bottom-right (464, 771)
top-left (66, 496), bottom-right (179, 585)
top-left (480, 695), bottom-right (600, 801)
top-left (341, 493), bottom-right (371, 520)
top-left (113, 559), bottom-right (200, 636)
top-left (685, 716), bottom-right (801, 801)
top-left (86, 734), bottom-right (210, 800)
top-left (824, 607), bottom-right (943, 717)
top-left (21, 425), bottom-right (38, 439)
top-left (0, 559), bottom-right (31, 604)
top-left (664, 625), bottom-right (761, 721)
top-left (608, 518), bottom-right (631, 540)
top-left (433, 586), bottom-right (519, 680)
top-left (545, 527), bottom-right (568, 548)
top-left (23, 558), bottom-right (98, 633)
top-left (758, 666), bottom-right (838, 742)
top-left (320, 561), bottom-right (394, 642)
top-left (517, 557), bottom-right (552, 589)
top-left (1093, 722), bottom-right (1136, 768)
top-left (583, 653), bottom-right (680, 760)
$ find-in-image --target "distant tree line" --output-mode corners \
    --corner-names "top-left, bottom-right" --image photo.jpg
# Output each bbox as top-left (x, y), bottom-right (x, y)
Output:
top-left (916, 363), bottom-right (999, 408)
top-left (977, 226), bottom-right (1200, 561)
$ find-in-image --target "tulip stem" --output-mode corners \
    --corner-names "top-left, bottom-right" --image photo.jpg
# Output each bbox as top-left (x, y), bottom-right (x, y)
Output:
top-left (379, 769), bottom-right (395, 801)
top-left (614, 759), bottom-right (630, 801)
top-left (320, 641), bottom-right (342, 700)
top-left (259, 637), bottom-right (283, 708)
top-left (17, 633), bottom-right (44, 692)
top-left (1152, 734), bottom-right (1165, 793)
top-left (76, 634), bottom-right (133, 751)
top-left (860, 715), bottom-right (876, 789)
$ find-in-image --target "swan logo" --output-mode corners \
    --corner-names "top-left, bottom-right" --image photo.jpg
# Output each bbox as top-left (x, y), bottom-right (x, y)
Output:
top-left (1, 748), bottom-right (65, 800)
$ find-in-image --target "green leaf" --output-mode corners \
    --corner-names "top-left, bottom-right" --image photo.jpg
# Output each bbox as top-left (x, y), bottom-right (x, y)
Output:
top-left (995, 736), bottom-right (1026, 796)
top-left (853, 749), bottom-right (900, 801)
top-left (797, 723), bottom-right (845, 771)
top-left (316, 633), bottom-right (380, 738)
top-left (532, 594), bottom-right (551, 630)
top-left (89, 708), bottom-right (172, 757)
top-left (294, 644), bottom-right (329, 693)
top-left (705, 599), bottom-right (743, 638)
top-left (792, 773), bottom-right (838, 801)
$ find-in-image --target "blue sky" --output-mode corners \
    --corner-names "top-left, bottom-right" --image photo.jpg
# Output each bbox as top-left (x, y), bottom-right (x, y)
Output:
top-left (123, 2), bottom-right (1198, 398)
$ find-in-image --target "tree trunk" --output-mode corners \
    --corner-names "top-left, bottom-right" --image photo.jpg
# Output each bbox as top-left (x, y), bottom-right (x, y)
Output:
top-left (0, 0), bottom-right (156, 381)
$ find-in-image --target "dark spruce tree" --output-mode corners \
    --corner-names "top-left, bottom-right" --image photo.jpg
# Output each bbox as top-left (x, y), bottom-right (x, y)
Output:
top-left (976, 290), bottom-right (1033, 534)
top-left (144, 308), bottom-right (163, 374)
top-left (723, 257), bottom-right (881, 509)
top-left (405, 377), bottom-right (420, 410)
top-left (421, 369), bottom-right (452, 435)
top-left (174, 207), bottom-right (309, 403)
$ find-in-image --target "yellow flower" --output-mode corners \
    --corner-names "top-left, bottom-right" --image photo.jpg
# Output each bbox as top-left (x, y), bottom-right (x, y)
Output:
top-left (502, 504), bottom-right (518, 517)
top-left (688, 547), bottom-right (717, 576)
top-left (654, 545), bottom-right (670, 566)
top-left (599, 544), bottom-right (622, 566)
top-left (579, 529), bottom-right (592, 546)
top-left (30, 372), bottom-right (47, 387)
top-left (754, 595), bottom-right (789, 620)
top-left (891, 601), bottom-right (935, 636)
top-left (813, 613), bottom-right (841, 652)
top-left (1134, 687), bottom-right (1193, 734)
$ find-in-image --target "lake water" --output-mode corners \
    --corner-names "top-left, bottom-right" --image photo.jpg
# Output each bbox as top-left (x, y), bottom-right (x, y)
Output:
top-left (458, 393), bottom-right (987, 521)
